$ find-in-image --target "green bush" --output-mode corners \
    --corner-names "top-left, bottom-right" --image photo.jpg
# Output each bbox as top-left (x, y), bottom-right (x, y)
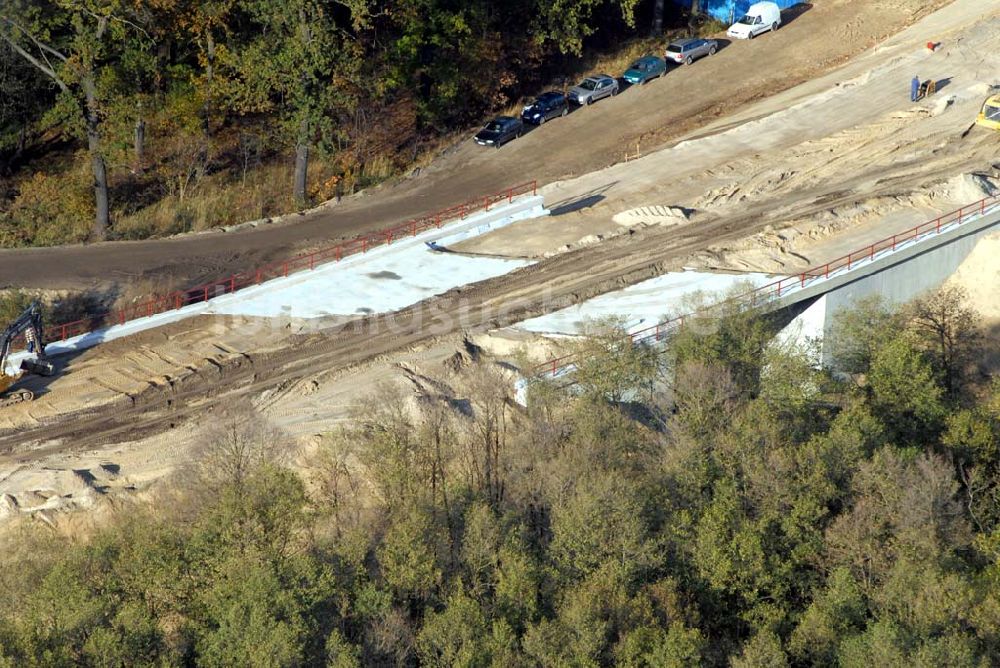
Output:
top-left (1, 161), bottom-right (92, 247)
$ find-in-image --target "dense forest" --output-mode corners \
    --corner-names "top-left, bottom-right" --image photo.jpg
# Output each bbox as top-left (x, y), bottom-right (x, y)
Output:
top-left (0, 0), bottom-right (702, 246)
top-left (2, 285), bottom-right (1000, 666)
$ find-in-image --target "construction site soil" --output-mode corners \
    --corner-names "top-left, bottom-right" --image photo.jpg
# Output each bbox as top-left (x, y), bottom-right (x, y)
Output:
top-left (2, 0), bottom-right (999, 527)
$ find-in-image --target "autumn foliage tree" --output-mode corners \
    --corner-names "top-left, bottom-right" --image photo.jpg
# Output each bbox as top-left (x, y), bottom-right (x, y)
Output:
top-left (0, 0), bottom-right (152, 239)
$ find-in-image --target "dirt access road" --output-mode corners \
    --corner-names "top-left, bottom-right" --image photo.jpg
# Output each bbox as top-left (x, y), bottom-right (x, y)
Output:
top-left (0, 0), bottom-right (949, 292)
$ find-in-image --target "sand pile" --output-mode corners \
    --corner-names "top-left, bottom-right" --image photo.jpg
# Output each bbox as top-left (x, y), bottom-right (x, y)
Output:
top-left (612, 205), bottom-right (691, 228)
top-left (919, 172), bottom-right (999, 206)
top-left (0, 460), bottom-right (128, 525)
top-left (535, 206), bottom-right (696, 258)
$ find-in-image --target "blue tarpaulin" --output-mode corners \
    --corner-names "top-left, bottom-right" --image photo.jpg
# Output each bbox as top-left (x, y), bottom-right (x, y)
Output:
top-left (685, 0), bottom-right (801, 23)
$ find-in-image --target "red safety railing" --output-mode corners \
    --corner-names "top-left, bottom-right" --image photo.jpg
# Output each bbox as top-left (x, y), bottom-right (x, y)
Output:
top-left (32, 181), bottom-right (538, 347)
top-left (534, 192), bottom-right (1000, 379)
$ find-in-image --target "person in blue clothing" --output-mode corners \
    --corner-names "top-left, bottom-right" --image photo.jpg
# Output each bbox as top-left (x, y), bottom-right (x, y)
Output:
top-left (911, 75), bottom-right (920, 102)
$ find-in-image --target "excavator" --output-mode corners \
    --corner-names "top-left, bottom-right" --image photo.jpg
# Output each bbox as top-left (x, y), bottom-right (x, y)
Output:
top-left (977, 94), bottom-right (1000, 131)
top-left (0, 302), bottom-right (54, 406)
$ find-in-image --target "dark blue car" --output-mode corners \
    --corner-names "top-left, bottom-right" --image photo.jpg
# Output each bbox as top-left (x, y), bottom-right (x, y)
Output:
top-left (521, 91), bottom-right (569, 125)
top-left (474, 116), bottom-right (524, 148)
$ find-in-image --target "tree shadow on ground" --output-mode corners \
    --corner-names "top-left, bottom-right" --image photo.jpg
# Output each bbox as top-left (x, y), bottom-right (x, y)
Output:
top-left (549, 182), bottom-right (618, 216)
top-left (781, 3), bottom-right (813, 28)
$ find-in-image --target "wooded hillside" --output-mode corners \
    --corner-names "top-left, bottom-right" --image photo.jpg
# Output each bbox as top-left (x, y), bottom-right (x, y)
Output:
top-left (1, 0), bottom-right (691, 246)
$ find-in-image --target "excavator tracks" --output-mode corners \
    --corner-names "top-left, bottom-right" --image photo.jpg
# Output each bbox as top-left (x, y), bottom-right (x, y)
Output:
top-left (0, 389), bottom-right (33, 408)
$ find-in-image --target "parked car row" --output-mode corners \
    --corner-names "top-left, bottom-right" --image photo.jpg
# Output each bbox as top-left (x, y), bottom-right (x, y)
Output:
top-left (473, 42), bottom-right (712, 149)
top-left (475, 1), bottom-right (782, 149)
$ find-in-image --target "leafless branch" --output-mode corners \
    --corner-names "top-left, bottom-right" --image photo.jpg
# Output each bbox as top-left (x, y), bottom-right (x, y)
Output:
top-left (0, 17), bottom-right (69, 92)
top-left (80, 7), bottom-right (151, 41)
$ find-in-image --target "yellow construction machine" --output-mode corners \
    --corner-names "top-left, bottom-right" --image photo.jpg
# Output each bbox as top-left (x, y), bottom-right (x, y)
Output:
top-left (977, 94), bottom-right (1000, 131)
top-left (0, 302), bottom-right (54, 406)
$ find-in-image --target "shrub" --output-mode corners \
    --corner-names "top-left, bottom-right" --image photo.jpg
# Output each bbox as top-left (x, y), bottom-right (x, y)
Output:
top-left (2, 160), bottom-right (93, 247)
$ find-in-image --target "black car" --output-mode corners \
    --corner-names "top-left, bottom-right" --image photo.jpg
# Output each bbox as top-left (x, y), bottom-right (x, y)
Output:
top-left (521, 91), bottom-right (568, 125)
top-left (474, 116), bottom-right (524, 148)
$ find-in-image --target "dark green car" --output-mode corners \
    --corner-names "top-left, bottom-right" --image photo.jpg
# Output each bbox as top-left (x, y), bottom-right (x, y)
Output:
top-left (623, 55), bottom-right (667, 86)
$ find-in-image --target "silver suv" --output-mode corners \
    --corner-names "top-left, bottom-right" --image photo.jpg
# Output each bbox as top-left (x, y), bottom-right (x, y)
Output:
top-left (666, 38), bottom-right (718, 65)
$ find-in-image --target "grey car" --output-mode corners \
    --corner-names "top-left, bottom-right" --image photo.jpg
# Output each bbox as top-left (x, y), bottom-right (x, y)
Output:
top-left (567, 75), bottom-right (619, 105)
top-left (665, 38), bottom-right (718, 65)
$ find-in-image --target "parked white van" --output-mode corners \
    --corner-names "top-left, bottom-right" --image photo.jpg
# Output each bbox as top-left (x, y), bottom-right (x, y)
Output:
top-left (727, 2), bottom-right (782, 39)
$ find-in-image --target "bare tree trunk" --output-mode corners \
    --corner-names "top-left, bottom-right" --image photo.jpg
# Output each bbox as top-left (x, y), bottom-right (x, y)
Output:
top-left (5, 126), bottom-right (27, 174)
top-left (293, 118), bottom-right (309, 208)
top-left (202, 32), bottom-right (215, 136)
top-left (197, 31), bottom-right (215, 182)
top-left (133, 113), bottom-right (145, 173)
top-left (86, 16), bottom-right (110, 240)
top-left (82, 76), bottom-right (110, 240)
top-left (1, 14), bottom-right (110, 239)
top-left (652, 0), bottom-right (664, 35)
top-left (293, 10), bottom-right (312, 209)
